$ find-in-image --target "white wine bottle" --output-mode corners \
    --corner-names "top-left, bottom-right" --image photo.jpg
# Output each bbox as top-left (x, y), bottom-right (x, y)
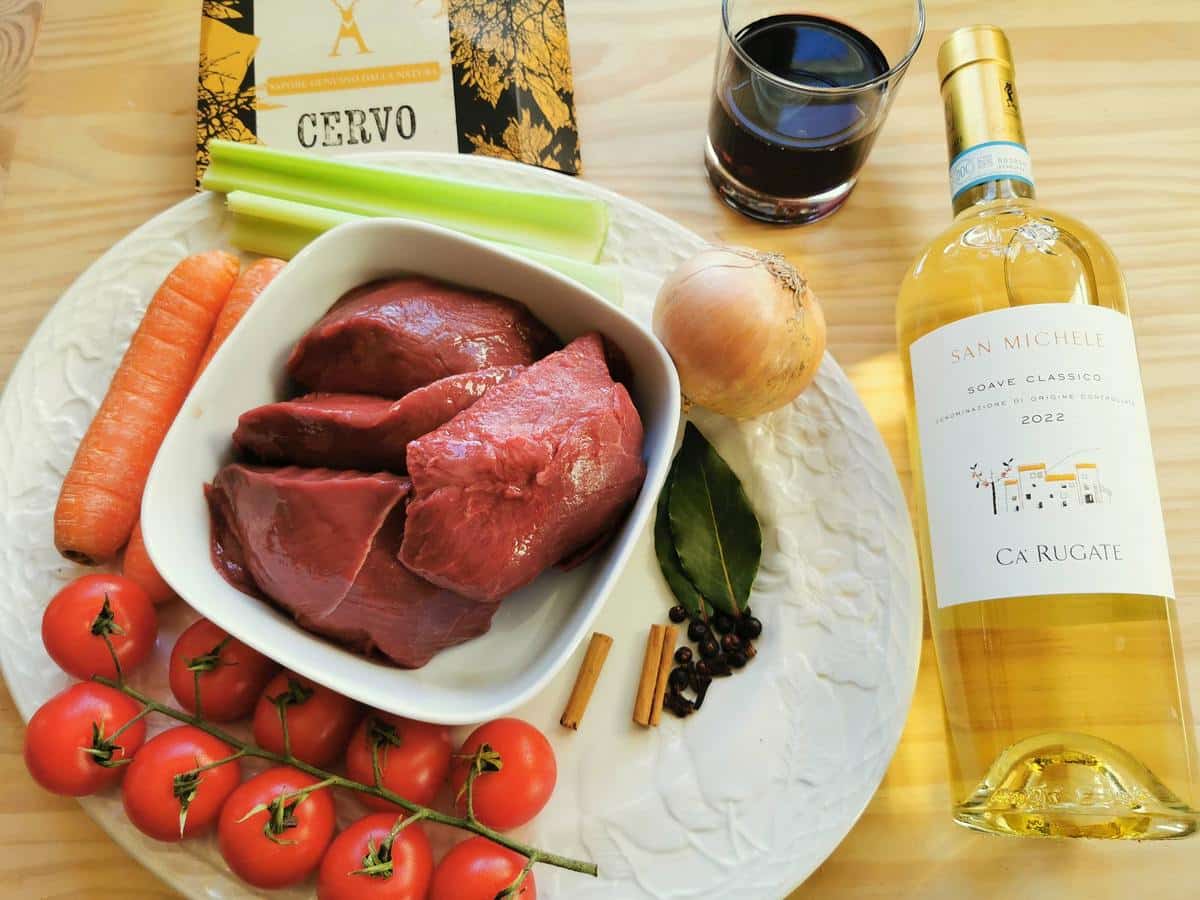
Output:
top-left (897, 25), bottom-right (1198, 839)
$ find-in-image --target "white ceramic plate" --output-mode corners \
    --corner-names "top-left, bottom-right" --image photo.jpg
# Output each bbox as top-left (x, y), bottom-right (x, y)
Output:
top-left (0, 152), bottom-right (921, 899)
top-left (144, 217), bottom-right (681, 725)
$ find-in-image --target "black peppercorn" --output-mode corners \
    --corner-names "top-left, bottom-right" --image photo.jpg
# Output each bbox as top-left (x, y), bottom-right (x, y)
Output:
top-left (699, 638), bottom-right (720, 659)
top-left (709, 657), bottom-right (733, 677)
top-left (695, 659), bottom-right (711, 677)
top-left (720, 633), bottom-right (742, 653)
top-left (665, 692), bottom-right (694, 718)
top-left (668, 605), bottom-right (688, 624)
top-left (687, 620), bottom-right (710, 642)
top-left (729, 650), bottom-right (748, 668)
top-left (674, 646), bottom-right (693, 665)
top-left (713, 612), bottom-right (735, 634)
top-left (737, 616), bottom-right (762, 640)
top-left (668, 667), bottom-right (690, 691)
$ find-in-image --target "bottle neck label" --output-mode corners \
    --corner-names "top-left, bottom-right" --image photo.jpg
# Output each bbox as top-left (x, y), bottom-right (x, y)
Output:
top-left (949, 140), bottom-right (1034, 200)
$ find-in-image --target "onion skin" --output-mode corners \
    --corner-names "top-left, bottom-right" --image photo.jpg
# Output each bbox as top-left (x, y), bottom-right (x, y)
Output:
top-left (652, 247), bottom-right (826, 419)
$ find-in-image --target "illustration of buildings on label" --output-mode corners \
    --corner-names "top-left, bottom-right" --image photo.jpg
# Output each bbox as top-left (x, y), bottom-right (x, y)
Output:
top-left (971, 458), bottom-right (1108, 515)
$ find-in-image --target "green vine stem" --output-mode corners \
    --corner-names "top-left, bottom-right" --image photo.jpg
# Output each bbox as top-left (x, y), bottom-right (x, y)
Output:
top-left (92, 676), bottom-right (597, 881)
top-left (91, 594), bottom-right (126, 684)
top-left (353, 809), bottom-right (428, 878)
top-left (184, 634), bottom-right (234, 721)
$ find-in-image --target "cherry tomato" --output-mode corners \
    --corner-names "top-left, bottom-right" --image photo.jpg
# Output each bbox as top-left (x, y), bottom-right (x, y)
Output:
top-left (23, 682), bottom-right (147, 796)
top-left (122, 725), bottom-right (240, 842)
top-left (344, 712), bottom-right (452, 810)
top-left (448, 718), bottom-right (557, 831)
top-left (429, 837), bottom-right (536, 900)
top-left (252, 672), bottom-right (360, 768)
top-left (317, 812), bottom-right (433, 900)
top-left (168, 618), bottom-right (278, 722)
top-left (218, 767), bottom-right (336, 889)
top-left (41, 574), bottom-right (157, 681)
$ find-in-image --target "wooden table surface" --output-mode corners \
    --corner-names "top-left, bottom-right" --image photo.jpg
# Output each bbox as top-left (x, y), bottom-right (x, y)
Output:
top-left (2, 1), bottom-right (1199, 897)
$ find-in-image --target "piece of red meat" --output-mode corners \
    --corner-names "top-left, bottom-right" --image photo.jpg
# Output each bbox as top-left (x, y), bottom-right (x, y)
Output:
top-left (204, 477), bottom-right (260, 599)
top-left (286, 278), bottom-right (558, 397)
top-left (400, 333), bottom-right (647, 602)
top-left (232, 366), bottom-right (522, 472)
top-left (206, 465), bottom-right (496, 668)
top-left (313, 503), bottom-right (499, 667)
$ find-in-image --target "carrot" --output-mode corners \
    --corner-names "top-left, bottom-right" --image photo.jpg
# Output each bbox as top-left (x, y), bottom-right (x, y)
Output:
top-left (120, 257), bottom-right (285, 598)
top-left (54, 250), bottom-right (240, 565)
top-left (195, 257), bottom-right (286, 375)
top-left (121, 524), bottom-right (177, 605)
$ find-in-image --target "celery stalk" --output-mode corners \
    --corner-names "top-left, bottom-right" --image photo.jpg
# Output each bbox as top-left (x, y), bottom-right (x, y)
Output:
top-left (226, 192), bottom-right (358, 259)
top-left (225, 191), bottom-right (624, 305)
top-left (203, 140), bottom-right (608, 263)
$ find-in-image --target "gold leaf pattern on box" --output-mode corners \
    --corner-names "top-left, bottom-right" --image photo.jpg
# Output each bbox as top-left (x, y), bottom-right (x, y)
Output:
top-left (448, 0), bottom-right (581, 173)
top-left (195, 0), bottom-right (258, 185)
top-left (465, 107), bottom-right (559, 170)
top-left (201, 0), bottom-right (244, 21)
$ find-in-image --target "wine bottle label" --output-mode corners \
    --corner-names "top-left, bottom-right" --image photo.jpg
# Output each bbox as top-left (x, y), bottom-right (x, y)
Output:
top-left (910, 304), bottom-right (1175, 608)
top-left (949, 141), bottom-right (1034, 199)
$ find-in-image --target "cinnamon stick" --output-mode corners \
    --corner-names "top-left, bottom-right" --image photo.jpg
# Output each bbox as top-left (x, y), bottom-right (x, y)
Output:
top-left (649, 625), bottom-right (678, 726)
top-left (633, 624), bottom-right (666, 726)
top-left (560, 631), bottom-right (613, 730)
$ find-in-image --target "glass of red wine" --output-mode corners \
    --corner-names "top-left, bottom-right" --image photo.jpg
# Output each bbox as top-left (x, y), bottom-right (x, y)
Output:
top-left (706, 0), bottom-right (925, 224)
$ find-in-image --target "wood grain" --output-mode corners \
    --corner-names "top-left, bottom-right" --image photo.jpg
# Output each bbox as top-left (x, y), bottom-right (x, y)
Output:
top-left (0, 0), bottom-right (42, 201)
top-left (1, 1), bottom-right (1198, 898)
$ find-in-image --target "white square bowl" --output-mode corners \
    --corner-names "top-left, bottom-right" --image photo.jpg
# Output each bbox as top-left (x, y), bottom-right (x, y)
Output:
top-left (141, 219), bottom-right (680, 724)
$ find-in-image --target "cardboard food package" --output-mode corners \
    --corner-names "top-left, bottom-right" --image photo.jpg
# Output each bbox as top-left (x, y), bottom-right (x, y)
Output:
top-left (195, 0), bottom-right (582, 183)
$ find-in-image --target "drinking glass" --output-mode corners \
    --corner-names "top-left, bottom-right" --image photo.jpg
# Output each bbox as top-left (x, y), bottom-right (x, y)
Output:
top-left (705, 0), bottom-right (925, 224)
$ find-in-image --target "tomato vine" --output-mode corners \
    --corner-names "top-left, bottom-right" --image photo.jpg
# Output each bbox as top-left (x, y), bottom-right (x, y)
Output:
top-left (90, 631), bottom-right (595, 890)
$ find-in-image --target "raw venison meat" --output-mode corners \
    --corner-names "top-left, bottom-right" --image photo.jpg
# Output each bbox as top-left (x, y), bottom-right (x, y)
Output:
top-left (208, 466), bottom-right (406, 616)
top-left (232, 366), bottom-right (522, 472)
top-left (205, 477), bottom-right (260, 599)
top-left (316, 504), bottom-right (499, 667)
top-left (206, 465), bottom-right (496, 668)
top-left (400, 333), bottom-right (647, 602)
top-left (287, 278), bottom-right (558, 397)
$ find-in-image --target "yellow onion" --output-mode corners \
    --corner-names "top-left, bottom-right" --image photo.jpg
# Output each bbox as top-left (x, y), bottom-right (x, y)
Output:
top-left (652, 246), bottom-right (826, 419)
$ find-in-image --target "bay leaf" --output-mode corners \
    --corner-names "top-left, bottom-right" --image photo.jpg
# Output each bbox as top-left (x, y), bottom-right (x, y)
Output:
top-left (654, 464), bottom-right (710, 619)
top-left (668, 422), bottom-right (761, 617)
